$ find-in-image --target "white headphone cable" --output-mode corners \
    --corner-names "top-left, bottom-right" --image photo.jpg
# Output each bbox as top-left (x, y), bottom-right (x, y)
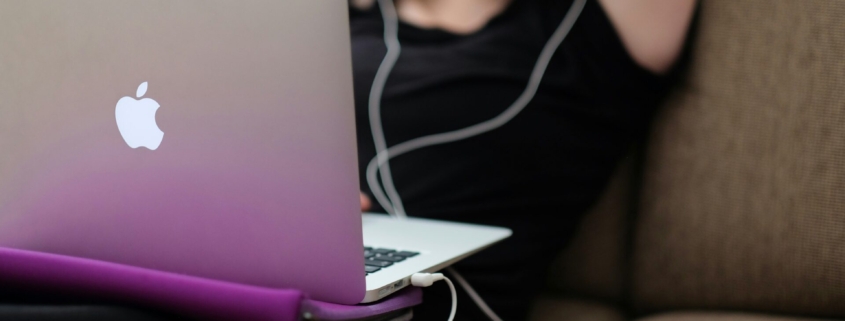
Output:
top-left (369, 0), bottom-right (405, 216)
top-left (367, 0), bottom-right (587, 218)
top-left (367, 0), bottom-right (588, 320)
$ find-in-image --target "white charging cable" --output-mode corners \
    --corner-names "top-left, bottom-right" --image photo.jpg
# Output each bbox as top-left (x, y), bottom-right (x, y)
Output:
top-left (410, 273), bottom-right (457, 321)
top-left (410, 269), bottom-right (504, 321)
top-left (368, 0), bottom-right (588, 320)
top-left (446, 267), bottom-right (504, 321)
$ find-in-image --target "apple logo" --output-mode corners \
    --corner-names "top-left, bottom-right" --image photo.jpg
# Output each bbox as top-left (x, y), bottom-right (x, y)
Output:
top-left (115, 81), bottom-right (164, 150)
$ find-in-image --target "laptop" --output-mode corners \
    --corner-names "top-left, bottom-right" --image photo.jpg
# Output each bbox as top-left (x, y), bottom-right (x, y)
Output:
top-left (0, 0), bottom-right (511, 304)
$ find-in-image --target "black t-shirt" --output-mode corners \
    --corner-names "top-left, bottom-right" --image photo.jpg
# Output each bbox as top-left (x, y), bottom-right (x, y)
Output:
top-left (350, 0), bottom-right (671, 319)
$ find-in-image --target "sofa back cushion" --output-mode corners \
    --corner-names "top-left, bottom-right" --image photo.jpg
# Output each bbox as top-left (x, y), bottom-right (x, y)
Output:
top-left (632, 0), bottom-right (845, 318)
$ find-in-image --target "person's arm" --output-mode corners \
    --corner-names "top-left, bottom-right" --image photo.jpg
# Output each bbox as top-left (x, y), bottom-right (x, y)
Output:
top-left (361, 193), bottom-right (372, 212)
top-left (350, 0), bottom-right (375, 10)
top-left (597, 0), bottom-right (697, 74)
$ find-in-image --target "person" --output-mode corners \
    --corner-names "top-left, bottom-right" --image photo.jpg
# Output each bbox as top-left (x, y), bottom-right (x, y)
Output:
top-left (349, 0), bottom-right (697, 319)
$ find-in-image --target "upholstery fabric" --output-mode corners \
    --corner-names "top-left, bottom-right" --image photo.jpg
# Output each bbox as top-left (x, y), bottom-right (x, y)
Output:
top-left (637, 312), bottom-right (837, 321)
top-left (528, 296), bottom-right (627, 321)
top-left (545, 156), bottom-right (635, 303)
top-left (632, 0), bottom-right (845, 318)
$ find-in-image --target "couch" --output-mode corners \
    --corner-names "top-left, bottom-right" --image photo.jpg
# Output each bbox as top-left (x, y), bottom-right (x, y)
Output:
top-left (530, 0), bottom-right (845, 320)
top-left (4, 0), bottom-right (845, 320)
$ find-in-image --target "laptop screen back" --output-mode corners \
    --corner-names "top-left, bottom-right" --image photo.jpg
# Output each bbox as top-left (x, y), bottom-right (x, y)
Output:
top-left (0, 0), bottom-right (365, 304)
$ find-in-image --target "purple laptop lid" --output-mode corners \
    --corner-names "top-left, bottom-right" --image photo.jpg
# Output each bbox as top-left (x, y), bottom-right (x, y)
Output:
top-left (0, 1), bottom-right (365, 304)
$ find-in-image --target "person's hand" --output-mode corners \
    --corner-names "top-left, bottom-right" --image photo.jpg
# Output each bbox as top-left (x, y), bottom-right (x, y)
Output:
top-left (360, 192), bottom-right (371, 212)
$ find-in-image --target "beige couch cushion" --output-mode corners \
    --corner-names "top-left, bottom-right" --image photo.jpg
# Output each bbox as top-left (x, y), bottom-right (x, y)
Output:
top-left (529, 296), bottom-right (626, 321)
top-left (632, 0), bottom-right (845, 318)
top-left (638, 312), bottom-right (837, 321)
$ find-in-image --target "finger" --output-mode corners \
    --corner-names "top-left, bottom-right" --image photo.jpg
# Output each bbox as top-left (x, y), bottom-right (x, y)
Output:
top-left (360, 193), bottom-right (372, 212)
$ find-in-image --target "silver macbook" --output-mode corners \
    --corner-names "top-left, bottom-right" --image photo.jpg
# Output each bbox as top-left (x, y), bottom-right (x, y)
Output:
top-left (0, 0), bottom-right (511, 304)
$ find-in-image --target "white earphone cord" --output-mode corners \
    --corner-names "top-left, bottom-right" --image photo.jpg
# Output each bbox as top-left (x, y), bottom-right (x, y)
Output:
top-left (368, 0), bottom-right (587, 319)
top-left (369, 0), bottom-right (405, 216)
top-left (369, 0), bottom-right (587, 218)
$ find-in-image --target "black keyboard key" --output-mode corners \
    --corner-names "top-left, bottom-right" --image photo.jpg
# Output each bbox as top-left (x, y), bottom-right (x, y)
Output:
top-left (374, 255), bottom-right (404, 262)
top-left (364, 251), bottom-right (375, 258)
top-left (365, 266), bottom-right (381, 273)
top-left (365, 259), bottom-right (393, 268)
top-left (364, 246), bottom-right (373, 251)
top-left (393, 251), bottom-right (419, 257)
top-left (372, 248), bottom-right (396, 255)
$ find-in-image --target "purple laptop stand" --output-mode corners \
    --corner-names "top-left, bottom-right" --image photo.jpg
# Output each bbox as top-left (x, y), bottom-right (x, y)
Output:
top-left (0, 247), bottom-right (422, 321)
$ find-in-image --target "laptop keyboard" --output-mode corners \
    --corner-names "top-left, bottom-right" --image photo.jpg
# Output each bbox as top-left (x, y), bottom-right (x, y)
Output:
top-left (364, 246), bottom-right (419, 275)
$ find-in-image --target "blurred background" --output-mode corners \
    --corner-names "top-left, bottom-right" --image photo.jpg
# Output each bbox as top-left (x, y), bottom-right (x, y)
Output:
top-left (533, 1), bottom-right (845, 321)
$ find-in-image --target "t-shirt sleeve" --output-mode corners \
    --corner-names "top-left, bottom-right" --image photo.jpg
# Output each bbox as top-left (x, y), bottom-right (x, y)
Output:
top-left (538, 0), bottom-right (670, 122)
top-left (554, 0), bottom-right (665, 82)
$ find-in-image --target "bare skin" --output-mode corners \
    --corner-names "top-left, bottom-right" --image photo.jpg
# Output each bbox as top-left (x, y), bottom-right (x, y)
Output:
top-left (361, 193), bottom-right (372, 211)
top-left (350, 0), bottom-right (697, 74)
top-left (355, 0), bottom-right (697, 210)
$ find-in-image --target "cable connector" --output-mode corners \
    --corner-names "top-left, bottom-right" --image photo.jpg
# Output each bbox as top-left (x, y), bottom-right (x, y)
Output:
top-left (410, 272), bottom-right (445, 287)
top-left (410, 273), bottom-right (457, 321)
